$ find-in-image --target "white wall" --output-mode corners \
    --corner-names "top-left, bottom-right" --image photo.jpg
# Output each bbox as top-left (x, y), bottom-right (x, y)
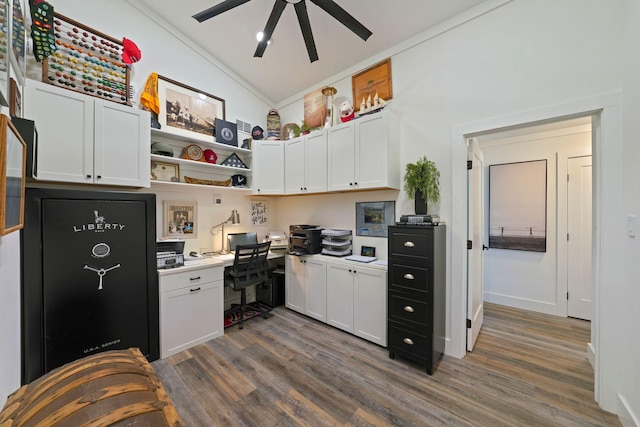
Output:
top-left (275, 0), bottom-right (632, 418)
top-left (480, 124), bottom-right (591, 316)
top-left (619, 0), bottom-right (640, 424)
top-left (0, 231), bottom-right (21, 405)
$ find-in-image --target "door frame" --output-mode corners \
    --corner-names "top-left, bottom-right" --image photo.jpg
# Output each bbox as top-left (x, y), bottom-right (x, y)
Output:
top-left (450, 92), bottom-right (623, 411)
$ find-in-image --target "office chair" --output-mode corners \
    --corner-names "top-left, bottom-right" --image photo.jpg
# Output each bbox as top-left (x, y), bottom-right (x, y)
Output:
top-left (225, 241), bottom-right (272, 329)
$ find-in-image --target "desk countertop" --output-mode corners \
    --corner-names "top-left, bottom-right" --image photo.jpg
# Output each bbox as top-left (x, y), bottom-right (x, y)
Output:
top-left (157, 251), bottom-right (285, 276)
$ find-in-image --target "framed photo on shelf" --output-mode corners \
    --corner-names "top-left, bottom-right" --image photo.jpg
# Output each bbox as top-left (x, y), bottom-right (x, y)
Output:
top-left (352, 58), bottom-right (392, 112)
top-left (151, 160), bottom-right (180, 182)
top-left (157, 75), bottom-right (225, 141)
top-left (163, 200), bottom-right (197, 238)
top-left (0, 114), bottom-right (27, 236)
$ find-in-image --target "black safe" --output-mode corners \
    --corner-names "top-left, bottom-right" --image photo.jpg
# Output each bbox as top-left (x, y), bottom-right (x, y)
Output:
top-left (21, 188), bottom-right (159, 384)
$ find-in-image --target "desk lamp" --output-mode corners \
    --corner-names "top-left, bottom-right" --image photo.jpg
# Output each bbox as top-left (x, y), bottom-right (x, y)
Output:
top-left (210, 209), bottom-right (240, 254)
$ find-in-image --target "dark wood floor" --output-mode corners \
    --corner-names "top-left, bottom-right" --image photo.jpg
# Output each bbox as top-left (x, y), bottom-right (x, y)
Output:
top-left (152, 303), bottom-right (621, 426)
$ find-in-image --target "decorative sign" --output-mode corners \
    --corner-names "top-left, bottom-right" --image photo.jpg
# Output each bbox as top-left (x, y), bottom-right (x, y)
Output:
top-left (303, 89), bottom-right (325, 129)
top-left (250, 201), bottom-right (267, 226)
top-left (164, 200), bottom-right (197, 238)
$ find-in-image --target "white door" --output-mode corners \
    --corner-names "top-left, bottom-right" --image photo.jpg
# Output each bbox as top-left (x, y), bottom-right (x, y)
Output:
top-left (567, 156), bottom-right (592, 320)
top-left (467, 138), bottom-right (485, 351)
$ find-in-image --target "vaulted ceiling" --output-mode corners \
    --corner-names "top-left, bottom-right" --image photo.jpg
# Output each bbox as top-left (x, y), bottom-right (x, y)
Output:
top-left (130, 0), bottom-right (486, 104)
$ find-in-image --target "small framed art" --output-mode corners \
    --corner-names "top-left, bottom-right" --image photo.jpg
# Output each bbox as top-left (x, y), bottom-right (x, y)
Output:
top-left (151, 161), bottom-right (180, 182)
top-left (164, 200), bottom-right (197, 238)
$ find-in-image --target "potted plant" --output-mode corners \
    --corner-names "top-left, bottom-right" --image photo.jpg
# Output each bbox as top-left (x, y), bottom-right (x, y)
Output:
top-left (403, 155), bottom-right (440, 215)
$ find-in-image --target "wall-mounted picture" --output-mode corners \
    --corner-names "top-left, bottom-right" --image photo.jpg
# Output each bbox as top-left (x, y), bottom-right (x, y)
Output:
top-left (0, 114), bottom-right (27, 236)
top-left (352, 58), bottom-right (392, 112)
top-left (157, 75), bottom-right (225, 141)
top-left (164, 200), bottom-right (197, 238)
top-left (356, 201), bottom-right (395, 237)
top-left (489, 159), bottom-right (547, 252)
top-left (250, 201), bottom-right (268, 225)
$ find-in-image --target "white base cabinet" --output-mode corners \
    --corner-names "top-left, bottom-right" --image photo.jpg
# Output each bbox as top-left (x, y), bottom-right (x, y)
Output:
top-left (285, 255), bottom-right (326, 322)
top-left (287, 254), bottom-right (387, 346)
top-left (23, 80), bottom-right (150, 187)
top-left (327, 261), bottom-right (387, 346)
top-left (159, 265), bottom-right (224, 358)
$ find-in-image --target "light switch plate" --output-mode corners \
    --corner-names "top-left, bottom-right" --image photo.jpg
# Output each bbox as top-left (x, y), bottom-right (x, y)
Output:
top-left (627, 215), bottom-right (636, 237)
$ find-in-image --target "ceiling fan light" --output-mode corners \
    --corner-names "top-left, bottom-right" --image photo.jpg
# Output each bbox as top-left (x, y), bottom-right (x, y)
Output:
top-left (256, 31), bottom-right (264, 42)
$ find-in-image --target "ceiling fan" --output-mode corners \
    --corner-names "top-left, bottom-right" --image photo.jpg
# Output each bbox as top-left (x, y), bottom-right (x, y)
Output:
top-left (193, 0), bottom-right (372, 62)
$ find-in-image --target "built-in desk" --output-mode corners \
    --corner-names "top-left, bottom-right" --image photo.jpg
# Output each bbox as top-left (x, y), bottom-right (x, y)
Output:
top-left (157, 252), bottom-right (284, 359)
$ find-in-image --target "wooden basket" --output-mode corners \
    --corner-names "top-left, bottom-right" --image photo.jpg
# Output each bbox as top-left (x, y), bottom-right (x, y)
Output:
top-left (0, 348), bottom-right (183, 426)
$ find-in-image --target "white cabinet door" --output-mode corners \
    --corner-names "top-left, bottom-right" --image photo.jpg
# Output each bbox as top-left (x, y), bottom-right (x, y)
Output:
top-left (285, 255), bottom-right (305, 313)
top-left (304, 130), bottom-right (327, 193)
top-left (160, 279), bottom-right (223, 358)
top-left (355, 112), bottom-right (387, 189)
top-left (284, 137), bottom-right (305, 194)
top-left (94, 99), bottom-right (150, 187)
top-left (24, 81), bottom-right (93, 183)
top-left (304, 257), bottom-right (327, 322)
top-left (326, 263), bottom-right (354, 333)
top-left (327, 122), bottom-right (355, 191)
top-left (354, 266), bottom-right (387, 346)
top-left (253, 141), bottom-right (284, 194)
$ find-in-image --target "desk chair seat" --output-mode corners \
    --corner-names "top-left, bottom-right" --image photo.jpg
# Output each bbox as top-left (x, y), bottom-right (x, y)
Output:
top-left (225, 241), bottom-right (272, 329)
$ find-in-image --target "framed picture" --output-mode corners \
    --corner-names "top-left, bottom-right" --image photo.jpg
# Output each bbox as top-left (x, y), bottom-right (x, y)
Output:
top-left (0, 114), bottom-right (26, 236)
top-left (250, 201), bottom-right (268, 225)
top-left (352, 58), bottom-right (393, 112)
top-left (9, 0), bottom-right (26, 86)
top-left (489, 159), bottom-right (547, 252)
top-left (303, 88), bottom-right (326, 129)
top-left (151, 160), bottom-right (180, 182)
top-left (164, 200), bottom-right (197, 238)
top-left (157, 75), bottom-right (225, 141)
top-left (361, 246), bottom-right (376, 257)
top-left (9, 78), bottom-right (21, 117)
top-left (356, 201), bottom-right (395, 237)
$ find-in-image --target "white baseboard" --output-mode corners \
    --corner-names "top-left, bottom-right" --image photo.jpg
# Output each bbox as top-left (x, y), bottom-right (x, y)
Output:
top-left (587, 342), bottom-right (595, 368)
top-left (618, 394), bottom-right (640, 427)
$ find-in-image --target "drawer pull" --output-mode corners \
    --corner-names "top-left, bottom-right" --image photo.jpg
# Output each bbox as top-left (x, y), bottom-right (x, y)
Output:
top-left (403, 305), bottom-right (415, 313)
top-left (403, 338), bottom-right (414, 345)
top-left (403, 273), bottom-right (415, 280)
top-left (190, 276), bottom-right (201, 281)
top-left (190, 287), bottom-right (201, 292)
top-left (403, 241), bottom-right (415, 248)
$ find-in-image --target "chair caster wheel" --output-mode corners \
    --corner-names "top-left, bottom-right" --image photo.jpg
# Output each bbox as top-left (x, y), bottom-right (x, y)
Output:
top-left (239, 325), bottom-right (244, 330)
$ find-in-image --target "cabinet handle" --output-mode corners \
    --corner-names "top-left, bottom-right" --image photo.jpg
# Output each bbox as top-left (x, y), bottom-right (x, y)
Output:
top-left (190, 276), bottom-right (201, 281)
top-left (403, 241), bottom-right (415, 248)
top-left (403, 273), bottom-right (415, 280)
top-left (190, 287), bottom-right (201, 292)
top-left (86, 174), bottom-right (92, 179)
top-left (403, 305), bottom-right (415, 313)
top-left (403, 338), bottom-right (414, 345)
top-left (96, 175), bottom-right (102, 179)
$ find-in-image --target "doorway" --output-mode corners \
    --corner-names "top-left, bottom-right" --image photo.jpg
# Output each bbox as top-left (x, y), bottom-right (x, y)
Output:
top-left (468, 117), bottom-right (592, 326)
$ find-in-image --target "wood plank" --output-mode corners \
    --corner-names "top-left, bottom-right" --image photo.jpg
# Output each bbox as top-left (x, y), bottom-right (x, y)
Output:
top-left (152, 302), bottom-right (621, 426)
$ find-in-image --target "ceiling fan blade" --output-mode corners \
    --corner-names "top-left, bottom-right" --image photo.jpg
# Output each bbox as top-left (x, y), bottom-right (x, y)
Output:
top-left (254, 0), bottom-right (287, 58)
top-left (193, 0), bottom-right (252, 23)
top-left (294, 1), bottom-right (319, 62)
top-left (309, 0), bottom-right (372, 41)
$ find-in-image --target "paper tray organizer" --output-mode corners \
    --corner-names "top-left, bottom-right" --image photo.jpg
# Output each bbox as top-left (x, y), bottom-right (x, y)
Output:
top-left (321, 229), bottom-right (352, 257)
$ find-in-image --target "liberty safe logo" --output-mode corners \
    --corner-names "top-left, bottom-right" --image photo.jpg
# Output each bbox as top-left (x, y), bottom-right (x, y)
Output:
top-left (73, 209), bottom-right (126, 233)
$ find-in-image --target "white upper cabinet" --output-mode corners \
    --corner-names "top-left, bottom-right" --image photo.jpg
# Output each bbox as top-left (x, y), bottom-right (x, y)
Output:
top-left (327, 109), bottom-right (400, 192)
top-left (23, 80), bottom-right (150, 187)
top-left (284, 130), bottom-right (327, 194)
top-left (253, 140), bottom-right (284, 195)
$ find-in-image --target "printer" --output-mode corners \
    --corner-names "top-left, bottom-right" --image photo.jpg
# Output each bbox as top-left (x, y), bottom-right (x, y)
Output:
top-left (288, 225), bottom-right (323, 255)
top-left (156, 239), bottom-right (185, 269)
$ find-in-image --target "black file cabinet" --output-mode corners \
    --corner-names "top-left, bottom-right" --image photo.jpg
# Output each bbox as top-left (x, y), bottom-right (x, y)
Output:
top-left (387, 224), bottom-right (446, 374)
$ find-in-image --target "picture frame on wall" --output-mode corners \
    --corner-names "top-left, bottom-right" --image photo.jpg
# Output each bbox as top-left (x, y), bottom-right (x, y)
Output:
top-left (164, 200), bottom-right (197, 238)
top-left (0, 114), bottom-right (27, 236)
top-left (9, 0), bottom-right (26, 86)
top-left (489, 159), bottom-right (547, 252)
top-left (356, 201), bottom-right (395, 237)
top-left (0, 0), bottom-right (9, 107)
top-left (352, 58), bottom-right (393, 112)
top-left (157, 75), bottom-right (225, 142)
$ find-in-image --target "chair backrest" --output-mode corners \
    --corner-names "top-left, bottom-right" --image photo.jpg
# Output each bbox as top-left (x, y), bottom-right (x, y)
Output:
top-left (227, 241), bottom-right (271, 290)
top-left (228, 232), bottom-right (258, 252)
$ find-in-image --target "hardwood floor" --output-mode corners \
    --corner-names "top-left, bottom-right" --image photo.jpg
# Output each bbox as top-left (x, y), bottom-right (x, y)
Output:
top-left (152, 303), bottom-right (620, 426)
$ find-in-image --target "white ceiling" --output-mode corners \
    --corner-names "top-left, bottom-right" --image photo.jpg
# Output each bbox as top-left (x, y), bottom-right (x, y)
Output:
top-left (130, 0), bottom-right (486, 104)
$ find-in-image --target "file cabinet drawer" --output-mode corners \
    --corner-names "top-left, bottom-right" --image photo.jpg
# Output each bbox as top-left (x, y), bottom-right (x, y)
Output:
top-left (389, 230), bottom-right (433, 259)
top-left (389, 292), bottom-right (430, 327)
top-left (389, 263), bottom-right (430, 293)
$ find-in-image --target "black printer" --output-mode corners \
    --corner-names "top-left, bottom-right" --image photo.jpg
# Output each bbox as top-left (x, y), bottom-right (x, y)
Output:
top-left (289, 225), bottom-right (323, 255)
